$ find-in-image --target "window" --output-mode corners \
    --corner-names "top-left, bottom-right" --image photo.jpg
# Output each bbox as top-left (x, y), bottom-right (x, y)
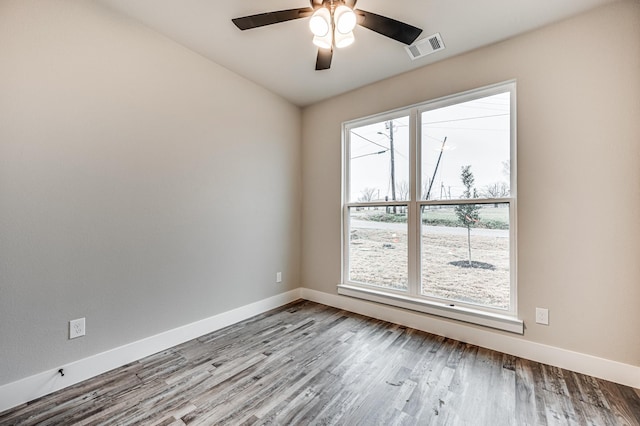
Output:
top-left (340, 82), bottom-right (521, 333)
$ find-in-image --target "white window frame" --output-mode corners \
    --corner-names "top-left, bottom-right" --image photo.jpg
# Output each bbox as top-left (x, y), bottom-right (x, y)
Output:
top-left (339, 81), bottom-right (522, 334)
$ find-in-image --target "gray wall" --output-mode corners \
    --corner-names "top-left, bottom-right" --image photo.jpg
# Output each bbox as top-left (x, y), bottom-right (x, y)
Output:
top-left (0, 1), bottom-right (301, 385)
top-left (302, 0), bottom-right (640, 366)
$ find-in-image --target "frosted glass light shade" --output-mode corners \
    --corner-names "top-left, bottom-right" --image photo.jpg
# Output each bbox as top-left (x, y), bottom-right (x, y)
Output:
top-left (334, 5), bottom-right (356, 34)
top-left (309, 8), bottom-right (331, 37)
top-left (313, 33), bottom-right (333, 49)
top-left (335, 31), bottom-right (354, 48)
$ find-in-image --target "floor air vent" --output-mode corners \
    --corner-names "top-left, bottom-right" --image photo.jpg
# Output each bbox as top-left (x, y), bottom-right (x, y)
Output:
top-left (406, 33), bottom-right (445, 60)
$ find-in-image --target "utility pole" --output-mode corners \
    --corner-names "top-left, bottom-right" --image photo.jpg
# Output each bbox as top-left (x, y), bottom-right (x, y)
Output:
top-left (378, 122), bottom-right (397, 214)
top-left (426, 136), bottom-right (447, 200)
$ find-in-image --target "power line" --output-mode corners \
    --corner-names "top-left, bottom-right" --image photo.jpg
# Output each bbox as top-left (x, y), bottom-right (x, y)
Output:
top-left (351, 149), bottom-right (388, 159)
top-left (426, 126), bottom-right (508, 132)
top-left (352, 130), bottom-right (409, 161)
top-left (350, 131), bottom-right (389, 150)
top-left (457, 104), bottom-right (509, 112)
top-left (424, 134), bottom-right (446, 142)
top-left (423, 113), bottom-right (509, 125)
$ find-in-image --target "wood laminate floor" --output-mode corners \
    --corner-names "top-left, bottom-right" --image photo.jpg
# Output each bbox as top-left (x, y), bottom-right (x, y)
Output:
top-left (1, 300), bottom-right (639, 425)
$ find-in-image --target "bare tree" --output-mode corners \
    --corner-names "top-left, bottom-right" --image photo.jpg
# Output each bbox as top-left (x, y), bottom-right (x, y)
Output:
top-left (481, 181), bottom-right (510, 199)
top-left (358, 187), bottom-right (377, 203)
top-left (502, 160), bottom-right (510, 177)
top-left (396, 180), bottom-right (409, 201)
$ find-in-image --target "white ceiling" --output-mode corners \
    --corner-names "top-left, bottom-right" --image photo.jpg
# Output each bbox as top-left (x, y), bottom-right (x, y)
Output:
top-left (98, 0), bottom-right (618, 106)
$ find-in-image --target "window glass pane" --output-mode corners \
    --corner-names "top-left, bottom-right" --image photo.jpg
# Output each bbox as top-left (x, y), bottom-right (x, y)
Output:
top-left (421, 92), bottom-right (510, 201)
top-left (349, 117), bottom-right (410, 203)
top-left (421, 203), bottom-right (510, 309)
top-left (348, 206), bottom-right (408, 291)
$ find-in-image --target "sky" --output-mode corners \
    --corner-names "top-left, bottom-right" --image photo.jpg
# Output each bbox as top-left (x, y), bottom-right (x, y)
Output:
top-left (349, 92), bottom-right (511, 202)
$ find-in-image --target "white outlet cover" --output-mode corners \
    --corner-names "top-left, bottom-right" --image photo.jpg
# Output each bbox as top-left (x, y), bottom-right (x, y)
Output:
top-left (535, 308), bottom-right (549, 325)
top-left (69, 318), bottom-right (86, 339)
top-left (276, 272), bottom-right (282, 283)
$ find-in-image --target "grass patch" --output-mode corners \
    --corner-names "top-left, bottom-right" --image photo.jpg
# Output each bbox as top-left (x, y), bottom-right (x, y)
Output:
top-left (359, 210), bottom-right (509, 230)
top-left (364, 212), bottom-right (408, 223)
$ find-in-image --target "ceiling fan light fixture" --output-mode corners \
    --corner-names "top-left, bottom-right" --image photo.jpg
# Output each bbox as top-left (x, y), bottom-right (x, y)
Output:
top-left (334, 5), bottom-right (356, 34)
top-left (232, 2), bottom-right (424, 70)
top-left (334, 30), bottom-right (354, 48)
top-left (309, 8), bottom-right (331, 37)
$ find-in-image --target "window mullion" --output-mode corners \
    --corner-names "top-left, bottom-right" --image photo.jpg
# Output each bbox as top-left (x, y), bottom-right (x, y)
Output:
top-left (407, 108), bottom-right (419, 297)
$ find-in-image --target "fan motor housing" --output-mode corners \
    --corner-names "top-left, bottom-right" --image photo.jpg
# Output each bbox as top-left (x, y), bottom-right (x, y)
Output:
top-left (311, 0), bottom-right (349, 8)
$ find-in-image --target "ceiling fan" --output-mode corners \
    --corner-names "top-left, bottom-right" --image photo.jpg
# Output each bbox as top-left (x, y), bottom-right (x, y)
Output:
top-left (232, 0), bottom-right (422, 71)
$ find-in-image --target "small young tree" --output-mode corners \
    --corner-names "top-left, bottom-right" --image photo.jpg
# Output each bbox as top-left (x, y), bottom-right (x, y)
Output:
top-left (455, 165), bottom-right (481, 266)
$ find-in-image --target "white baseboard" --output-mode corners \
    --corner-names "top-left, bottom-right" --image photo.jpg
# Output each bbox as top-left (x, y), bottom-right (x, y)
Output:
top-left (0, 289), bottom-right (302, 413)
top-left (300, 288), bottom-right (640, 389)
top-left (2, 287), bottom-right (637, 414)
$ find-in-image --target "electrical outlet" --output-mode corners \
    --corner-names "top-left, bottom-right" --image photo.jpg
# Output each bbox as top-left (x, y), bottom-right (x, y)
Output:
top-left (535, 308), bottom-right (549, 325)
top-left (69, 318), bottom-right (86, 339)
top-left (276, 272), bottom-right (282, 283)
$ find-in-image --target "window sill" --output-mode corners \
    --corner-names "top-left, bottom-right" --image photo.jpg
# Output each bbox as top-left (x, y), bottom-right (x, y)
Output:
top-left (337, 284), bottom-right (524, 334)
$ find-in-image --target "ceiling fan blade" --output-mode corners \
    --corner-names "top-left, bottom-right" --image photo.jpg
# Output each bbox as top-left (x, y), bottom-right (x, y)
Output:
top-left (356, 9), bottom-right (422, 45)
top-left (316, 48), bottom-right (333, 70)
top-left (345, 0), bottom-right (358, 8)
top-left (232, 7), bottom-right (313, 30)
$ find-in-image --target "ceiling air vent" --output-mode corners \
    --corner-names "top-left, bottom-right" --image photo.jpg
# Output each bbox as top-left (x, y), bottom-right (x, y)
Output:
top-left (405, 33), bottom-right (445, 60)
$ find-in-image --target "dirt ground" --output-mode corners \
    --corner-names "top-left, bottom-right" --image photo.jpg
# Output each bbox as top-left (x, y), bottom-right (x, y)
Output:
top-left (348, 227), bottom-right (510, 310)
